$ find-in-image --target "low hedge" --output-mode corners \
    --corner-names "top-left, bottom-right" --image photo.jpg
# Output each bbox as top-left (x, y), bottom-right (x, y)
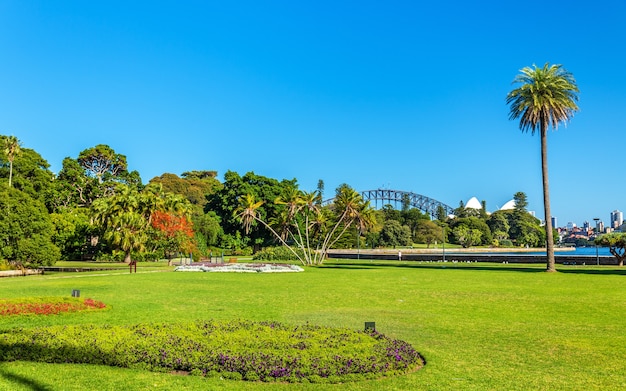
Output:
top-left (253, 246), bottom-right (311, 262)
top-left (0, 320), bottom-right (424, 383)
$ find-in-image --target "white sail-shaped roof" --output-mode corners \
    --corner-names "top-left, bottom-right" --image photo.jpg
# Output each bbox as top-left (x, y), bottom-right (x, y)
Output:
top-left (500, 199), bottom-right (516, 210)
top-left (465, 196), bottom-right (482, 210)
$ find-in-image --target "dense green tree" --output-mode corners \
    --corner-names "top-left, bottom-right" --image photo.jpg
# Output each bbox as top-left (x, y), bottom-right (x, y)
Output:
top-left (149, 172), bottom-right (222, 212)
top-left (453, 200), bottom-right (469, 218)
top-left (401, 208), bottom-right (429, 238)
top-left (450, 217), bottom-right (492, 246)
top-left (379, 220), bottom-right (412, 247)
top-left (507, 210), bottom-right (545, 247)
top-left (193, 211), bottom-right (223, 249)
top-left (435, 205), bottom-right (447, 222)
top-left (413, 219), bottom-right (443, 248)
top-left (453, 225), bottom-right (482, 248)
top-left (0, 187), bottom-right (60, 266)
top-left (50, 208), bottom-right (94, 261)
top-left (513, 191), bottom-right (528, 213)
top-left (91, 186), bottom-right (151, 263)
top-left (0, 147), bottom-right (54, 205)
top-left (487, 211), bottom-right (511, 242)
top-left (206, 171), bottom-right (297, 250)
top-left (316, 179), bottom-right (325, 204)
top-left (78, 144), bottom-right (128, 184)
top-left (507, 63), bottom-right (580, 272)
top-left (53, 145), bottom-right (141, 211)
top-left (381, 204), bottom-right (402, 222)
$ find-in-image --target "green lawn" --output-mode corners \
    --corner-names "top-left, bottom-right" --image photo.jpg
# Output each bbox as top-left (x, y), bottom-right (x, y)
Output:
top-left (1, 260), bottom-right (625, 390)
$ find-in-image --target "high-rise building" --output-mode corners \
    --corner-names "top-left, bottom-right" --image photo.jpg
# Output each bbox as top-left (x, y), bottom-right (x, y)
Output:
top-left (611, 210), bottom-right (623, 229)
top-left (551, 216), bottom-right (558, 229)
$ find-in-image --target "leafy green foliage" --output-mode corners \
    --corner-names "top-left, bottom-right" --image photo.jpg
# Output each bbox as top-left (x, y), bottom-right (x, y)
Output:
top-left (379, 220), bottom-right (412, 247)
top-left (0, 320), bottom-right (423, 382)
top-left (595, 233), bottom-right (626, 266)
top-left (449, 217), bottom-right (492, 246)
top-left (149, 172), bottom-right (222, 213)
top-left (252, 246), bottom-right (310, 261)
top-left (206, 171), bottom-right (297, 250)
top-left (0, 187), bottom-right (60, 266)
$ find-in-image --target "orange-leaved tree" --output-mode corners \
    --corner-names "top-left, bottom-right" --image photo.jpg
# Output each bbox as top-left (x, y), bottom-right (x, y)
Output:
top-left (151, 210), bottom-right (195, 264)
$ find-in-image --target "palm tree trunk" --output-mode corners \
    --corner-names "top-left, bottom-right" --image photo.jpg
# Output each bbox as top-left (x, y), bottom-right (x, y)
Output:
top-left (541, 126), bottom-right (556, 272)
top-left (8, 161), bottom-right (13, 188)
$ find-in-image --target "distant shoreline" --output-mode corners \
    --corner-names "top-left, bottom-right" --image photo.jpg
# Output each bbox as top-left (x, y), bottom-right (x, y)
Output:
top-left (330, 247), bottom-right (576, 254)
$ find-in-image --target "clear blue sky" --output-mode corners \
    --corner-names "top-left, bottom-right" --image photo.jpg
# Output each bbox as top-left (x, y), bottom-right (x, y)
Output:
top-left (1, 1), bottom-right (624, 227)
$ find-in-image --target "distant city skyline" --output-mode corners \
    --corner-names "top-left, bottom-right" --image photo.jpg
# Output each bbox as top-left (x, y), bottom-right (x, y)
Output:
top-left (1, 1), bottom-right (624, 226)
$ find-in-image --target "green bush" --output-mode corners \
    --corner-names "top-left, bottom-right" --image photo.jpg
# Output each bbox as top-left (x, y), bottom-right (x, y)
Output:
top-left (253, 246), bottom-right (310, 262)
top-left (500, 239), bottom-right (514, 247)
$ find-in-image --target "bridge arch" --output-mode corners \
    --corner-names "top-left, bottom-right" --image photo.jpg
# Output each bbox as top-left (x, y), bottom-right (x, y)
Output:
top-left (325, 189), bottom-right (454, 219)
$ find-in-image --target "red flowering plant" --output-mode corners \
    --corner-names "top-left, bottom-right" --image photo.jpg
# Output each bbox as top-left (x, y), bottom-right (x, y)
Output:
top-left (150, 210), bottom-right (197, 264)
top-left (0, 297), bottom-right (106, 316)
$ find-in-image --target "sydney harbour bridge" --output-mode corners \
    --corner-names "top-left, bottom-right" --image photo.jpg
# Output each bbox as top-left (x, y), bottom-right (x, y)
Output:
top-left (325, 189), bottom-right (455, 218)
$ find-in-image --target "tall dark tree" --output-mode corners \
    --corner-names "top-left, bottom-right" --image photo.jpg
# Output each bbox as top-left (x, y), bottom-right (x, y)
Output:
top-left (507, 63), bottom-right (579, 272)
top-left (2, 135), bottom-right (21, 188)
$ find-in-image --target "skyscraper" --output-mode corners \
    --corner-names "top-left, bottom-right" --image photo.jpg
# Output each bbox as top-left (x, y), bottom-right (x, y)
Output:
top-left (611, 210), bottom-right (623, 229)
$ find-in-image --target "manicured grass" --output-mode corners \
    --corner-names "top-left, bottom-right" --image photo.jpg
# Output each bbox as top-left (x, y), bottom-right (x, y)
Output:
top-left (1, 260), bottom-right (626, 390)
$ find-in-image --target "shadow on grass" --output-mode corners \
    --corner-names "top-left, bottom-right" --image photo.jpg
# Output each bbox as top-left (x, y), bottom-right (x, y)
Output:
top-left (0, 366), bottom-right (52, 391)
top-left (324, 260), bottom-right (626, 275)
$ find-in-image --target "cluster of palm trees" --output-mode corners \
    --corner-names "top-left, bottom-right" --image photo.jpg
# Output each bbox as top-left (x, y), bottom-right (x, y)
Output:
top-left (91, 184), bottom-right (192, 264)
top-left (234, 185), bottom-right (375, 265)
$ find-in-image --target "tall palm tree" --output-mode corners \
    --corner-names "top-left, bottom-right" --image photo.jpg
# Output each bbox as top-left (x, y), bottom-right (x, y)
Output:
top-left (506, 63), bottom-right (579, 272)
top-left (3, 135), bottom-right (21, 188)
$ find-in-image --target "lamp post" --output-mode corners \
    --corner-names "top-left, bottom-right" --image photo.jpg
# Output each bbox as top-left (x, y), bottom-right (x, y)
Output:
top-left (357, 226), bottom-right (360, 261)
top-left (442, 224), bottom-right (446, 262)
top-left (593, 217), bottom-right (600, 266)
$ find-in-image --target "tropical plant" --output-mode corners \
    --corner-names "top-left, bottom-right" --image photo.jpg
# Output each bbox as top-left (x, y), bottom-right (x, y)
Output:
top-left (234, 185), bottom-right (375, 265)
top-left (2, 135), bottom-right (21, 188)
top-left (91, 185), bottom-right (194, 263)
top-left (507, 63), bottom-right (579, 272)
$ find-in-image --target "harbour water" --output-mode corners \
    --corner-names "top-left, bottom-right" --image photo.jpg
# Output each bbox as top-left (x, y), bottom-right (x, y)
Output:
top-left (549, 247), bottom-right (611, 256)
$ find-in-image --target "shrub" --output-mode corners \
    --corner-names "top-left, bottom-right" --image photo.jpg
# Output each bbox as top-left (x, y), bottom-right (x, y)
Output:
top-left (500, 239), bottom-right (514, 247)
top-left (253, 246), bottom-right (310, 262)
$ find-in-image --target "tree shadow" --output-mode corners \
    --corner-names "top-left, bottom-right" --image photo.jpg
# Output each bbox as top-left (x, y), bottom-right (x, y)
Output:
top-left (0, 366), bottom-right (52, 391)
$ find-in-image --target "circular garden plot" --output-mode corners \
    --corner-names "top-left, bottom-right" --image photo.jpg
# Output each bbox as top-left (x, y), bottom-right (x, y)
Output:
top-left (0, 320), bottom-right (424, 383)
top-left (174, 263), bottom-right (304, 273)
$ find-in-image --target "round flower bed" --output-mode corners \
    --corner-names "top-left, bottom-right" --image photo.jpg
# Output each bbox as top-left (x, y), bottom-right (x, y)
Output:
top-left (174, 263), bottom-right (304, 273)
top-left (0, 320), bottom-right (424, 383)
top-left (0, 297), bottom-right (106, 316)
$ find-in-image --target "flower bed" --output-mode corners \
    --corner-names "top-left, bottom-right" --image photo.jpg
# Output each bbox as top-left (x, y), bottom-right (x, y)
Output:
top-left (0, 297), bottom-right (106, 316)
top-left (0, 320), bottom-right (424, 383)
top-left (174, 263), bottom-right (304, 273)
